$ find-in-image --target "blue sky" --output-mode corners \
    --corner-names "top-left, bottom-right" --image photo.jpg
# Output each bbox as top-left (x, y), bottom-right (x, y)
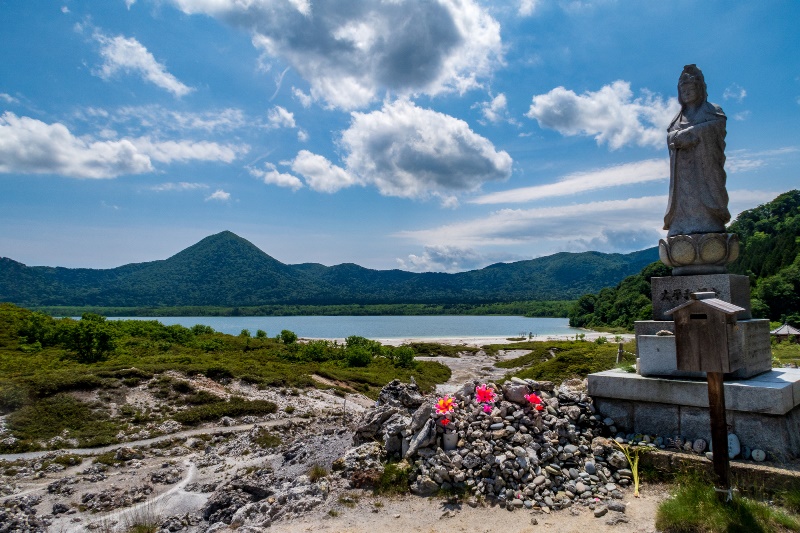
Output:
top-left (1, 1), bottom-right (798, 272)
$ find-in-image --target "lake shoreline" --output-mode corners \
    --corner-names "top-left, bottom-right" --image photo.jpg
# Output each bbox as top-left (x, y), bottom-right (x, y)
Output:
top-left (307, 331), bottom-right (635, 347)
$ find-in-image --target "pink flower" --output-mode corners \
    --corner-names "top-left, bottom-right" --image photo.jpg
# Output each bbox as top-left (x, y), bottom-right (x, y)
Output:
top-left (482, 404), bottom-right (492, 413)
top-left (475, 384), bottom-right (496, 404)
top-left (435, 396), bottom-right (456, 415)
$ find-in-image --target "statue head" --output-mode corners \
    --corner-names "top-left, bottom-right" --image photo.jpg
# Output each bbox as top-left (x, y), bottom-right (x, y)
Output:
top-left (677, 64), bottom-right (707, 107)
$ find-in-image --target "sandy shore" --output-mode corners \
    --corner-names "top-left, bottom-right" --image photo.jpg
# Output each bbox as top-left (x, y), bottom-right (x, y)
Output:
top-left (309, 331), bottom-right (634, 347)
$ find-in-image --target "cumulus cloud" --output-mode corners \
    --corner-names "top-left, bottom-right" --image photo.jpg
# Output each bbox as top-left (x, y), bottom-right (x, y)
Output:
top-left (170, 0), bottom-right (502, 109)
top-left (292, 87), bottom-right (313, 108)
top-left (150, 181), bottom-right (208, 192)
top-left (206, 189), bottom-right (231, 201)
top-left (526, 81), bottom-right (678, 149)
top-left (93, 31), bottom-right (193, 97)
top-left (291, 150), bottom-right (356, 193)
top-left (249, 162), bottom-right (303, 191)
top-left (472, 158), bottom-right (668, 204)
top-left (519, 0), bottom-right (539, 16)
top-left (475, 93), bottom-right (517, 125)
top-left (342, 99), bottom-right (512, 199)
top-left (0, 112), bottom-right (246, 179)
top-left (397, 245), bottom-right (523, 273)
top-left (723, 83), bottom-right (747, 102)
top-left (0, 112), bottom-right (152, 178)
top-left (267, 106), bottom-right (296, 129)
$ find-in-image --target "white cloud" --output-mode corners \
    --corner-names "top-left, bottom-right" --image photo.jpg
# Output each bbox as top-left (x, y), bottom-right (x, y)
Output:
top-left (519, 0), bottom-right (539, 16)
top-left (91, 106), bottom-right (247, 134)
top-left (476, 93), bottom-right (516, 125)
top-left (0, 112), bottom-right (245, 179)
top-left (472, 158), bottom-right (668, 204)
top-left (726, 146), bottom-right (799, 173)
top-left (292, 87), bottom-right (313, 108)
top-left (125, 0), bottom-right (136, 8)
top-left (396, 189), bottom-right (784, 257)
top-left (396, 195), bottom-right (668, 250)
top-left (93, 31), bottom-right (193, 97)
top-left (723, 83), bottom-right (747, 102)
top-left (206, 189), bottom-right (231, 201)
top-left (733, 110), bottom-right (751, 121)
top-left (267, 106), bottom-right (296, 129)
top-left (341, 99), bottom-right (512, 199)
top-left (170, 0), bottom-right (503, 110)
top-left (130, 137), bottom-right (246, 163)
top-left (291, 150), bottom-right (356, 193)
top-left (0, 112), bottom-right (152, 178)
top-left (150, 182), bottom-right (209, 192)
top-left (397, 245), bottom-right (523, 272)
top-left (0, 93), bottom-right (18, 104)
top-left (526, 81), bottom-right (678, 149)
top-left (249, 162), bottom-right (304, 191)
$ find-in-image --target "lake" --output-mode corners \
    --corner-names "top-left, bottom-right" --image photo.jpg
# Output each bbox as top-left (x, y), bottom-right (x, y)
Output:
top-left (108, 315), bottom-right (582, 339)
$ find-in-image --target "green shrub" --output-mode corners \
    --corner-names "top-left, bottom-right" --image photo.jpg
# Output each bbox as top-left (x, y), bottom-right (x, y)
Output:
top-left (345, 347), bottom-right (373, 367)
top-left (173, 398), bottom-right (277, 426)
top-left (252, 428), bottom-right (281, 448)
top-left (280, 330), bottom-right (298, 344)
top-left (375, 461), bottom-right (412, 495)
top-left (308, 464), bottom-right (328, 482)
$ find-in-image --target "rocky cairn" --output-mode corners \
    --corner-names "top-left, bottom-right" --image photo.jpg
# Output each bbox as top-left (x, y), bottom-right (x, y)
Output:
top-left (354, 378), bottom-right (633, 512)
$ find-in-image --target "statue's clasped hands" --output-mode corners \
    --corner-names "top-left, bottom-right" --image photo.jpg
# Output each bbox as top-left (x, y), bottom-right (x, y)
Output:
top-left (669, 127), bottom-right (699, 150)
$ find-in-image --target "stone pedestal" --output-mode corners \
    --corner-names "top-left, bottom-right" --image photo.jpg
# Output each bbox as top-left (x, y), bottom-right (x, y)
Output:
top-left (650, 274), bottom-right (751, 320)
top-left (637, 320), bottom-right (772, 379)
top-left (588, 369), bottom-right (800, 460)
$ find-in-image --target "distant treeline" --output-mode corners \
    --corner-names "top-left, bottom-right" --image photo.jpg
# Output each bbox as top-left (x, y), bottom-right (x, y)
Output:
top-left (569, 190), bottom-right (800, 330)
top-left (33, 300), bottom-right (574, 318)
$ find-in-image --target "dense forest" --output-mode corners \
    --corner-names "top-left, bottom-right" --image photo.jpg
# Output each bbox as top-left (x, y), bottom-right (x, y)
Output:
top-left (0, 231), bottom-right (656, 309)
top-left (569, 190), bottom-right (800, 330)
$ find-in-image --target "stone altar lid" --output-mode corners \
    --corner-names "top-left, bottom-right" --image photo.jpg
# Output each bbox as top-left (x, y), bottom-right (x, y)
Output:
top-left (588, 368), bottom-right (800, 416)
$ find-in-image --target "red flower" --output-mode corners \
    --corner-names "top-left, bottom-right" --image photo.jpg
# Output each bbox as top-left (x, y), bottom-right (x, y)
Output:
top-left (525, 393), bottom-right (543, 406)
top-left (441, 418), bottom-right (450, 426)
top-left (475, 384), bottom-right (496, 404)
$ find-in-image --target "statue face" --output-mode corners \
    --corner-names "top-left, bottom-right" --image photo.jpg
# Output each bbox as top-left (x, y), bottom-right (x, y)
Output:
top-left (679, 80), bottom-right (702, 106)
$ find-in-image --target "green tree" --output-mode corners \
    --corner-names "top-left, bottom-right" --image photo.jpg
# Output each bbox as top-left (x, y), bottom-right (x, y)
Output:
top-left (280, 329), bottom-right (298, 344)
top-left (256, 329), bottom-right (267, 339)
top-left (60, 314), bottom-right (117, 363)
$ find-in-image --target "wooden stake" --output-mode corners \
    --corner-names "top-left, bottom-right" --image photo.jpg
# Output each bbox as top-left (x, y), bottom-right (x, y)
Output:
top-left (707, 371), bottom-right (731, 502)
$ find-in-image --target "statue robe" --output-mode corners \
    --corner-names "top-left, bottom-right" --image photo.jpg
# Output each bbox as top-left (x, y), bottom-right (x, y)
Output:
top-left (664, 101), bottom-right (729, 237)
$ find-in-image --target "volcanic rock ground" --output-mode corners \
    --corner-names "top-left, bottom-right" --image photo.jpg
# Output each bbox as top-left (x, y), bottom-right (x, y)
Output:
top-left (0, 343), bottom-right (667, 533)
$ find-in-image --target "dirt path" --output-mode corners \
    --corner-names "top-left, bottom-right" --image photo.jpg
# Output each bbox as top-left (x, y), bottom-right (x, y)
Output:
top-left (272, 484), bottom-right (669, 533)
top-left (416, 349), bottom-right (530, 394)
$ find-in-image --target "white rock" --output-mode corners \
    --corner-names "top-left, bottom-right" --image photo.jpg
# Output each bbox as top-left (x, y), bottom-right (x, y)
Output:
top-left (751, 449), bottom-right (766, 462)
top-left (727, 434), bottom-right (741, 459)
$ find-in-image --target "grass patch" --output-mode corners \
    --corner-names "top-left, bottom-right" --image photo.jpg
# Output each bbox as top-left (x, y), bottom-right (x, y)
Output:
top-left (252, 428), bottom-right (281, 449)
top-left (172, 398), bottom-right (277, 425)
top-left (491, 340), bottom-right (636, 383)
top-left (773, 342), bottom-right (800, 367)
top-left (405, 342), bottom-right (477, 358)
top-left (308, 464), bottom-right (328, 482)
top-left (5, 394), bottom-right (123, 448)
top-left (374, 461), bottom-right (412, 495)
top-left (655, 473), bottom-right (800, 532)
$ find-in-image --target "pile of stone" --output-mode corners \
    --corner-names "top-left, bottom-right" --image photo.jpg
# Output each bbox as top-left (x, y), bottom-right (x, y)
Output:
top-left (354, 378), bottom-right (634, 512)
top-left (0, 495), bottom-right (45, 533)
top-left (201, 472), bottom-right (330, 530)
top-left (80, 484), bottom-right (154, 513)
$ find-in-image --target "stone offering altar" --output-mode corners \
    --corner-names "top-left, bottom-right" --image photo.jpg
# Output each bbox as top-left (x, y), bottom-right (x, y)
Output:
top-left (588, 65), bottom-right (800, 460)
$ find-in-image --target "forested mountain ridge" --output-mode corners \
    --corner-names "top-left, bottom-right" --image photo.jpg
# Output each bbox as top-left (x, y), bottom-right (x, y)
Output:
top-left (569, 190), bottom-right (800, 329)
top-left (0, 231), bottom-right (657, 307)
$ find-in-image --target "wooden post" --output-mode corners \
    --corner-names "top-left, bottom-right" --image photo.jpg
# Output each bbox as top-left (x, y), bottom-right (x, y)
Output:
top-left (616, 342), bottom-right (623, 364)
top-left (707, 371), bottom-right (731, 502)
